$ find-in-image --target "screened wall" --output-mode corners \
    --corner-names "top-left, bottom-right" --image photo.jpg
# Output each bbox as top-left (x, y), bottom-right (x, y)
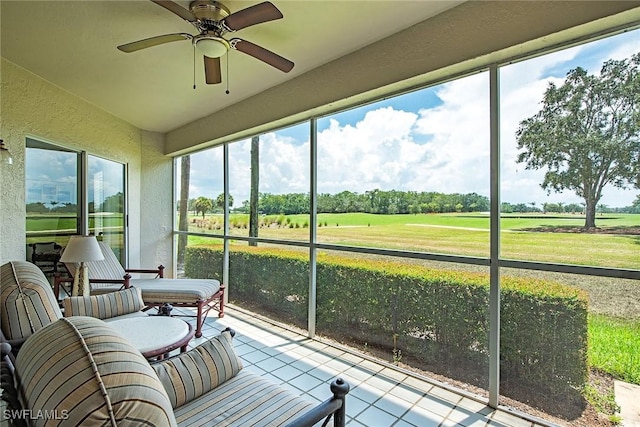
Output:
top-left (173, 27), bottom-right (640, 414)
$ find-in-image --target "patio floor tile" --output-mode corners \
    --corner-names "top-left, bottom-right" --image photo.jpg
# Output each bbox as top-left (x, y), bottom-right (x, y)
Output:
top-left (176, 306), bottom-right (552, 427)
top-left (357, 405), bottom-right (399, 427)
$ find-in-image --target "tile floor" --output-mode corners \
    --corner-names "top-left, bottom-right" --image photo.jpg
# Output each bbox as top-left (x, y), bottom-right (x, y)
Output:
top-left (171, 305), bottom-right (555, 427)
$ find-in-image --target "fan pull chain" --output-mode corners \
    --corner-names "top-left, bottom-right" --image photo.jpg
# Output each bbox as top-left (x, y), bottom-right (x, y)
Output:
top-left (225, 54), bottom-right (230, 95)
top-left (193, 45), bottom-right (196, 90)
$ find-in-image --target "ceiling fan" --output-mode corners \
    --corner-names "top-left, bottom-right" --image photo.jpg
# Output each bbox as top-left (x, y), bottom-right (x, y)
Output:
top-left (117, 0), bottom-right (294, 84)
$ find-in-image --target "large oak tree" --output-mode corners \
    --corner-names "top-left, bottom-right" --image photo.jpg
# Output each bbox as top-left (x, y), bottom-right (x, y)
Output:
top-left (516, 52), bottom-right (640, 229)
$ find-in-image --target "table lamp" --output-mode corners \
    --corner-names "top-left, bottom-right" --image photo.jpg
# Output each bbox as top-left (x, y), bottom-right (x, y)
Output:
top-left (60, 235), bottom-right (104, 296)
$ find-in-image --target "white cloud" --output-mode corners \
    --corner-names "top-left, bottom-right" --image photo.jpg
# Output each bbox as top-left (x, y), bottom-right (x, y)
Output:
top-left (186, 148), bottom-right (224, 200)
top-left (259, 132), bottom-right (309, 193)
top-left (317, 107), bottom-right (424, 193)
top-left (413, 72), bottom-right (490, 194)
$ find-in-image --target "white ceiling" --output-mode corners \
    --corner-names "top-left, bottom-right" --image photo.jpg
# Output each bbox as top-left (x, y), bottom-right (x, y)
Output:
top-left (1, 0), bottom-right (463, 133)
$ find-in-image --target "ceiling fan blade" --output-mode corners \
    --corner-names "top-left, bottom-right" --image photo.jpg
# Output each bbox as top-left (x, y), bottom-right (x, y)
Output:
top-left (223, 2), bottom-right (283, 31)
top-left (204, 56), bottom-right (222, 84)
top-left (117, 33), bottom-right (192, 53)
top-left (231, 38), bottom-right (294, 73)
top-left (150, 0), bottom-right (197, 22)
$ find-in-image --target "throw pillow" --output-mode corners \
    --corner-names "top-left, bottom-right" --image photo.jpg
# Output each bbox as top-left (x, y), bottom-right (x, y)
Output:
top-left (62, 286), bottom-right (144, 319)
top-left (153, 329), bottom-right (243, 408)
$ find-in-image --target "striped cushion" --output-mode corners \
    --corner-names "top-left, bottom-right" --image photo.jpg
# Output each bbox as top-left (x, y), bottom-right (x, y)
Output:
top-left (0, 261), bottom-right (62, 344)
top-left (83, 279), bottom-right (221, 304)
top-left (64, 241), bottom-right (126, 281)
top-left (172, 370), bottom-right (316, 426)
top-left (153, 330), bottom-right (242, 408)
top-left (62, 286), bottom-right (145, 319)
top-left (131, 279), bottom-right (221, 303)
top-left (15, 316), bottom-right (177, 426)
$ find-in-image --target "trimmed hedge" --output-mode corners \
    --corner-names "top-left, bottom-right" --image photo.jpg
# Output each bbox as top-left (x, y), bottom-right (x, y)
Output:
top-left (185, 245), bottom-right (588, 396)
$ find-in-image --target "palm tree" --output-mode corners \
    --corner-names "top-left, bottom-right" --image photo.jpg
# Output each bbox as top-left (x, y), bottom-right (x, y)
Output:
top-left (249, 136), bottom-right (259, 246)
top-left (194, 196), bottom-right (213, 219)
top-left (215, 193), bottom-right (233, 212)
top-left (177, 156), bottom-right (190, 265)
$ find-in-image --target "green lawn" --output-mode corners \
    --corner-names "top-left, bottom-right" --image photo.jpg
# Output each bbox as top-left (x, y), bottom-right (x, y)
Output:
top-left (26, 214), bottom-right (78, 232)
top-left (27, 213), bottom-right (123, 232)
top-left (589, 315), bottom-right (640, 384)
top-left (213, 212), bottom-right (639, 269)
top-left (186, 211), bottom-right (638, 270)
top-left (26, 213), bottom-right (125, 244)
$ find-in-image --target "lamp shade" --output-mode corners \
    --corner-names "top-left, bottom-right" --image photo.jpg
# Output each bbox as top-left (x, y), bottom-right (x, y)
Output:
top-left (60, 236), bottom-right (104, 263)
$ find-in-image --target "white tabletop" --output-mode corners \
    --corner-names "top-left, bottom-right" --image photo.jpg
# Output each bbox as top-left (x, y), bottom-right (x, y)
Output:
top-left (107, 316), bottom-right (191, 355)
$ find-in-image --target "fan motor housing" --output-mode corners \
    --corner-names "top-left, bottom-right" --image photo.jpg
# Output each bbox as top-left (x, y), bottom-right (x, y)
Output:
top-left (190, 0), bottom-right (230, 22)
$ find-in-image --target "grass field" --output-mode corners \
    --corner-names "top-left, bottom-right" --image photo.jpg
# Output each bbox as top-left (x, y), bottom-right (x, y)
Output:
top-left (26, 213), bottom-right (123, 242)
top-left (210, 212), bottom-right (640, 268)
top-left (589, 315), bottom-right (640, 384)
top-left (186, 211), bottom-right (638, 276)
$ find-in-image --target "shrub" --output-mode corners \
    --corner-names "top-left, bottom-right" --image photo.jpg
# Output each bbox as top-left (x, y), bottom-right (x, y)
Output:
top-left (185, 245), bottom-right (588, 397)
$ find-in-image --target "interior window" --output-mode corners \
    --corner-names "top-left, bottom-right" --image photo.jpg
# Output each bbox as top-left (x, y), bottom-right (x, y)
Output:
top-left (25, 138), bottom-right (81, 274)
top-left (25, 138), bottom-right (127, 273)
top-left (89, 155), bottom-right (126, 263)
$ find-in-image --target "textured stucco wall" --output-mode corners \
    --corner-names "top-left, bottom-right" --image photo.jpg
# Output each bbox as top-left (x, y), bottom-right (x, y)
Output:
top-left (0, 59), bottom-right (172, 271)
top-left (140, 130), bottom-right (174, 276)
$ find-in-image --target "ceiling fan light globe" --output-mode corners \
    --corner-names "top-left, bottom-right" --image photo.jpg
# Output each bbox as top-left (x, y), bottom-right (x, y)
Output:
top-left (195, 37), bottom-right (229, 58)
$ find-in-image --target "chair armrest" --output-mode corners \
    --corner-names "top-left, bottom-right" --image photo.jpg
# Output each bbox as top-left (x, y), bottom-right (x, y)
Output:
top-left (54, 273), bottom-right (132, 298)
top-left (125, 265), bottom-right (164, 278)
top-left (1, 341), bottom-right (23, 420)
top-left (89, 273), bottom-right (132, 288)
top-left (285, 378), bottom-right (350, 427)
top-left (53, 272), bottom-right (72, 301)
top-left (54, 272), bottom-right (72, 284)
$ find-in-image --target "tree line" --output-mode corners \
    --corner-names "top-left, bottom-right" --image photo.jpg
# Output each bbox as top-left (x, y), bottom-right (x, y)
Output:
top-left (185, 190), bottom-right (491, 216)
top-left (26, 192), bottom-right (124, 214)
top-left (181, 190), bottom-right (640, 217)
top-left (501, 200), bottom-right (640, 214)
top-left (250, 190), bottom-right (491, 215)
